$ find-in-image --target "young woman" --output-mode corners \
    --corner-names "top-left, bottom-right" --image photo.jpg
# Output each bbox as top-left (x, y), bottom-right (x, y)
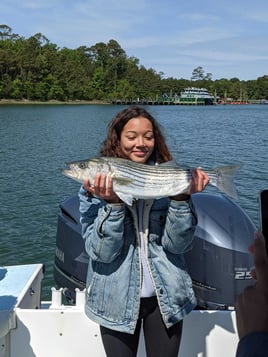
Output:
top-left (79, 106), bottom-right (209, 357)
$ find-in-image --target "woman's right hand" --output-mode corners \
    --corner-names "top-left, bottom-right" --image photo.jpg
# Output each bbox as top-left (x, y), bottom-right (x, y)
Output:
top-left (83, 174), bottom-right (121, 203)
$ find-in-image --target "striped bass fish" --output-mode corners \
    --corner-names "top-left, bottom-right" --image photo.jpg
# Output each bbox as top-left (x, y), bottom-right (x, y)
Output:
top-left (62, 157), bottom-right (240, 205)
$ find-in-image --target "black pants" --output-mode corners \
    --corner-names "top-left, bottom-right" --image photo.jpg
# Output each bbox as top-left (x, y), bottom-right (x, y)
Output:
top-left (100, 296), bottom-right (183, 357)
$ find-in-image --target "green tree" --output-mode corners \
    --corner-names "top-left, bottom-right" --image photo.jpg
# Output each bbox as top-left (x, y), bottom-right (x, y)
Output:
top-left (0, 24), bottom-right (268, 102)
top-left (191, 66), bottom-right (205, 80)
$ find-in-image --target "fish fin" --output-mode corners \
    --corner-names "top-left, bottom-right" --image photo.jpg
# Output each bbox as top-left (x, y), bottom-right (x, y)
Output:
top-left (115, 192), bottom-right (134, 206)
top-left (211, 164), bottom-right (240, 199)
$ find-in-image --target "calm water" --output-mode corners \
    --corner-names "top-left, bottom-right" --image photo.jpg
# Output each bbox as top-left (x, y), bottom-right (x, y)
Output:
top-left (0, 104), bottom-right (267, 299)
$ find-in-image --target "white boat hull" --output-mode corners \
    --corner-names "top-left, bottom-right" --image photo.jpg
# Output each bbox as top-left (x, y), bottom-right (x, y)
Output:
top-left (0, 264), bottom-right (239, 357)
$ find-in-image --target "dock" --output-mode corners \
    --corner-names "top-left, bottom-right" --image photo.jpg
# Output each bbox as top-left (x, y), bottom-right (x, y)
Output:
top-left (111, 98), bottom-right (211, 105)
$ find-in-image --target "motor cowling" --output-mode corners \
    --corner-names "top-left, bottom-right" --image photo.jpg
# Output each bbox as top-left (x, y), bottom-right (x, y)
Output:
top-left (186, 193), bottom-right (255, 309)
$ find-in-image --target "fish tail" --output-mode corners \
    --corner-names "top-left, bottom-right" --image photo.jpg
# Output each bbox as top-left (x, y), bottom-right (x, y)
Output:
top-left (210, 165), bottom-right (240, 199)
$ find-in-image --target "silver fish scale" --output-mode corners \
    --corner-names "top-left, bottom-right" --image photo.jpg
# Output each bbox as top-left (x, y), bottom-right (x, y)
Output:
top-left (107, 158), bottom-right (191, 195)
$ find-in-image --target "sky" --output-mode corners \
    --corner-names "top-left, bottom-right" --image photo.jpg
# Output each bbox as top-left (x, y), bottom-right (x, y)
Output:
top-left (1, 0), bottom-right (268, 80)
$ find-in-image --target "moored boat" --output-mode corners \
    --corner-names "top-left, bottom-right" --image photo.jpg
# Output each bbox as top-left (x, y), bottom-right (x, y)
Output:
top-left (179, 87), bottom-right (215, 105)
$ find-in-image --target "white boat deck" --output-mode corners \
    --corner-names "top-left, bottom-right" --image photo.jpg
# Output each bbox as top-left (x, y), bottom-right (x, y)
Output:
top-left (0, 264), bottom-right (239, 357)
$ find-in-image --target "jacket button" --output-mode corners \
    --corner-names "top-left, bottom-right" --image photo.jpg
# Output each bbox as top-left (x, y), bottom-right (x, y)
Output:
top-left (159, 288), bottom-right (163, 295)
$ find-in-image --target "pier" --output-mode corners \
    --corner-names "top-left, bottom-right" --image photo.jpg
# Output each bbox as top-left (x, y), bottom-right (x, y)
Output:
top-left (111, 98), bottom-right (209, 105)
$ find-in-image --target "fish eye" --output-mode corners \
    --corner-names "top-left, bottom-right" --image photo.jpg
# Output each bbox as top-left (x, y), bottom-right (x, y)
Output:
top-left (78, 162), bottom-right (87, 169)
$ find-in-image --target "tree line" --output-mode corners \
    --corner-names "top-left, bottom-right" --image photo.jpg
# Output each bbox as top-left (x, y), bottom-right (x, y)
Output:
top-left (1, 24), bottom-right (268, 102)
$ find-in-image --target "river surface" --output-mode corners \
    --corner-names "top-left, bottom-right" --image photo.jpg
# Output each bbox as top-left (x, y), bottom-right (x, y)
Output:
top-left (0, 104), bottom-right (267, 299)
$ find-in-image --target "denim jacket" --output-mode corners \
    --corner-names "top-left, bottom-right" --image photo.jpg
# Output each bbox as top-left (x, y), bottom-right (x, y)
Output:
top-left (79, 186), bottom-right (197, 334)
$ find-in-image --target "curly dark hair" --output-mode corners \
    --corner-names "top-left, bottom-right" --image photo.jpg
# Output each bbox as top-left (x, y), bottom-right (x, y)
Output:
top-left (99, 106), bottom-right (173, 163)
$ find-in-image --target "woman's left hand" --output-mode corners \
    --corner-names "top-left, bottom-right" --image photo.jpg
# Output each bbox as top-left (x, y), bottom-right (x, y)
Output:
top-left (171, 167), bottom-right (209, 201)
top-left (187, 167), bottom-right (209, 194)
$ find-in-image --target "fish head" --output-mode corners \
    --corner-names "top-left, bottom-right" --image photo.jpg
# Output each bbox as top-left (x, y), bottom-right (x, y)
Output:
top-left (62, 157), bottom-right (111, 183)
top-left (62, 160), bottom-right (91, 183)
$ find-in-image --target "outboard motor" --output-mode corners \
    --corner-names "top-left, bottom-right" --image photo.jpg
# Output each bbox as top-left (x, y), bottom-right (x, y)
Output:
top-left (54, 193), bottom-right (256, 307)
top-left (186, 193), bottom-right (255, 310)
top-left (54, 195), bottom-right (87, 303)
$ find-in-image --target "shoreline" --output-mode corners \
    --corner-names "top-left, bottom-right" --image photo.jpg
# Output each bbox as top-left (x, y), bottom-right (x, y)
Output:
top-left (0, 99), bottom-right (110, 105)
top-left (1, 99), bottom-right (266, 106)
